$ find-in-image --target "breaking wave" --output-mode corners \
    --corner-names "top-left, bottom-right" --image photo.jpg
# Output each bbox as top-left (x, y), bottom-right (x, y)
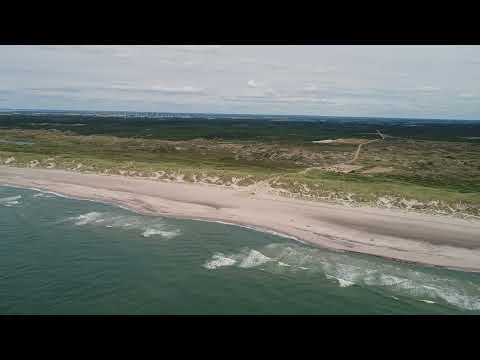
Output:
top-left (239, 249), bottom-right (273, 268)
top-left (193, 219), bottom-right (301, 242)
top-left (66, 211), bottom-right (181, 239)
top-left (203, 249), bottom-right (273, 270)
top-left (0, 195), bottom-right (22, 207)
top-left (142, 227), bottom-right (181, 239)
top-left (32, 192), bottom-right (55, 198)
top-left (204, 242), bottom-right (480, 311)
top-left (74, 212), bottom-right (104, 225)
top-left (419, 299), bottom-right (436, 304)
top-left (326, 274), bottom-right (355, 288)
top-left (204, 254), bottom-right (237, 269)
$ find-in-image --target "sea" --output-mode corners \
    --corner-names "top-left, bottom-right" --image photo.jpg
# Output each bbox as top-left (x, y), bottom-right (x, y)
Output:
top-left (1, 185), bottom-right (479, 315)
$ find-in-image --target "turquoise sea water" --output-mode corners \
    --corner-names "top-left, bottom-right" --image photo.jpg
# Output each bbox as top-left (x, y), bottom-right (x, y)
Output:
top-left (1, 185), bottom-right (479, 315)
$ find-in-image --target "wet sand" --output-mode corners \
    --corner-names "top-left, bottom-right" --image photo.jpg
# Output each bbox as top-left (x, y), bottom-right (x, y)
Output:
top-left (1, 165), bottom-right (480, 272)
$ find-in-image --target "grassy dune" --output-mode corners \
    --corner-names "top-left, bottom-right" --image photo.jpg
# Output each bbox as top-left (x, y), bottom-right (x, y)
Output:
top-left (1, 121), bottom-right (479, 217)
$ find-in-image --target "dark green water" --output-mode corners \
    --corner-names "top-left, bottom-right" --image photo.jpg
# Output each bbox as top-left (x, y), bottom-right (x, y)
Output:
top-left (1, 186), bottom-right (479, 314)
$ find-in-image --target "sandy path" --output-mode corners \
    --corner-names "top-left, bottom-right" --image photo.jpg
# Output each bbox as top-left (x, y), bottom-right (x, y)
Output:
top-left (350, 139), bottom-right (380, 163)
top-left (1, 166), bottom-right (480, 272)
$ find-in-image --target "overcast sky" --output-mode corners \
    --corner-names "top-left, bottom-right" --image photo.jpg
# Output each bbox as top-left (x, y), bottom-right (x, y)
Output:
top-left (1, 45), bottom-right (479, 119)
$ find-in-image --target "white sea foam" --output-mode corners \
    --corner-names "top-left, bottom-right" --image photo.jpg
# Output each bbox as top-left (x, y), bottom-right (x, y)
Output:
top-left (27, 187), bottom-right (75, 200)
top-left (67, 211), bottom-right (181, 239)
top-left (15, 186), bottom-right (134, 213)
top-left (191, 218), bottom-right (300, 242)
top-left (33, 192), bottom-right (54, 198)
top-left (203, 248), bottom-right (274, 270)
top-left (326, 274), bottom-right (355, 287)
top-left (0, 195), bottom-right (22, 207)
top-left (142, 227), bottom-right (181, 239)
top-left (419, 299), bottom-right (436, 304)
top-left (203, 242), bottom-right (480, 310)
top-left (203, 253), bottom-right (237, 269)
top-left (238, 249), bottom-right (273, 268)
top-left (74, 212), bottom-right (103, 225)
top-left (0, 195), bottom-right (22, 202)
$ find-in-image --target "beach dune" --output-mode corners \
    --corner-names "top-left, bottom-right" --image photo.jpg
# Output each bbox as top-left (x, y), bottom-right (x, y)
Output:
top-left (1, 165), bottom-right (480, 272)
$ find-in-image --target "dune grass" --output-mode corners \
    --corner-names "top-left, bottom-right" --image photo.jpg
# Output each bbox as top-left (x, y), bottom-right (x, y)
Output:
top-left (1, 127), bottom-right (479, 215)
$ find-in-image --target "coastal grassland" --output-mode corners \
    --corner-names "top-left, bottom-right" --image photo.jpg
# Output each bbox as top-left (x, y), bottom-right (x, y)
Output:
top-left (1, 124), bottom-right (480, 217)
top-left (0, 129), bottom-right (304, 182)
top-left (281, 170), bottom-right (480, 211)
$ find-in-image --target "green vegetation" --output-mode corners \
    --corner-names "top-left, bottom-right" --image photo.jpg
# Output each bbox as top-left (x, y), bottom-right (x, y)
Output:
top-left (1, 113), bottom-right (479, 217)
top-left (2, 113), bottom-right (480, 143)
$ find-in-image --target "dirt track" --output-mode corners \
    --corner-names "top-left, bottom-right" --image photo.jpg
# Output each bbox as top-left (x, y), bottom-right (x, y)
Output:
top-left (350, 139), bottom-right (380, 163)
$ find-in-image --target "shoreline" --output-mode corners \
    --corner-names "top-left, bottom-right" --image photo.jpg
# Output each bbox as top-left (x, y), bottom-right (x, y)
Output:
top-left (4, 182), bottom-right (304, 242)
top-left (1, 165), bottom-right (480, 272)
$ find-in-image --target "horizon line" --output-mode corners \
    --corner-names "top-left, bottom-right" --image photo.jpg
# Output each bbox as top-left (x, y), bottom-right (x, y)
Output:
top-left (0, 107), bottom-right (479, 122)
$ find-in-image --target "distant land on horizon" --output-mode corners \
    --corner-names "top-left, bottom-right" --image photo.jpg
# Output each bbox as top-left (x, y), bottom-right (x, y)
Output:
top-left (0, 107), bottom-right (479, 122)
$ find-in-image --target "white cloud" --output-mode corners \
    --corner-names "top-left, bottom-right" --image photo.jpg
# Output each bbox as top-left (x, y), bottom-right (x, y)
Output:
top-left (39, 45), bottom-right (132, 56)
top-left (107, 84), bottom-right (205, 95)
top-left (3, 45), bottom-right (480, 119)
top-left (166, 45), bottom-right (222, 52)
top-left (109, 84), bottom-right (135, 91)
top-left (222, 93), bottom-right (335, 105)
top-left (112, 47), bottom-right (134, 58)
top-left (313, 66), bottom-right (336, 74)
top-left (459, 92), bottom-right (476, 98)
top-left (150, 85), bottom-right (205, 94)
top-left (264, 88), bottom-right (277, 96)
top-left (303, 84), bottom-right (317, 92)
top-left (417, 85), bottom-right (441, 92)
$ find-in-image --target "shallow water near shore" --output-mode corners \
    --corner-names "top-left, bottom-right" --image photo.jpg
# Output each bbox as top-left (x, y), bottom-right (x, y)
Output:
top-left (1, 185), bottom-right (479, 314)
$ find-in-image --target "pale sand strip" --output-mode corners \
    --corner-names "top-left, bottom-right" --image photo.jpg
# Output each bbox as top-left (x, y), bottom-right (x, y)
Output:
top-left (1, 165), bottom-right (480, 272)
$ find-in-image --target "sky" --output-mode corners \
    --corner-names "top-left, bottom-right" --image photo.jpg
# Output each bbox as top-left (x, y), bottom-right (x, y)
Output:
top-left (0, 45), bottom-right (479, 119)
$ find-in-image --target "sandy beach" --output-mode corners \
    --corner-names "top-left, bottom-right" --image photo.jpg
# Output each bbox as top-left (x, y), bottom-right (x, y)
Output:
top-left (1, 165), bottom-right (480, 272)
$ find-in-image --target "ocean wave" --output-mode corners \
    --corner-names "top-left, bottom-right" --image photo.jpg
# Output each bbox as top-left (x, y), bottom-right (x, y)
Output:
top-left (205, 242), bottom-right (480, 310)
top-left (191, 219), bottom-right (301, 242)
top-left (74, 212), bottom-right (104, 225)
top-left (203, 253), bottom-right (237, 269)
top-left (66, 211), bottom-right (181, 239)
top-left (419, 299), bottom-right (436, 304)
top-left (203, 249), bottom-right (273, 270)
top-left (326, 274), bottom-right (355, 288)
top-left (32, 192), bottom-right (55, 198)
top-left (0, 195), bottom-right (22, 207)
top-left (238, 249), bottom-right (273, 268)
top-left (142, 227), bottom-right (181, 239)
